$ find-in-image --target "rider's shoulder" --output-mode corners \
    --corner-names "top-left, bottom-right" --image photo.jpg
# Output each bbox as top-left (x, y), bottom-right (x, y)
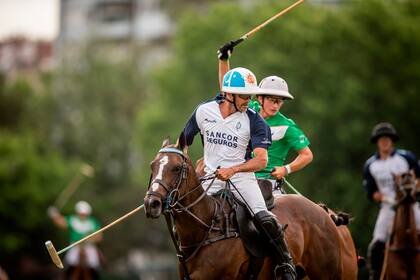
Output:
top-left (246, 107), bottom-right (257, 115)
top-left (276, 112), bottom-right (296, 126)
top-left (195, 99), bottom-right (218, 112)
top-left (394, 149), bottom-right (417, 160)
top-left (364, 154), bottom-right (379, 168)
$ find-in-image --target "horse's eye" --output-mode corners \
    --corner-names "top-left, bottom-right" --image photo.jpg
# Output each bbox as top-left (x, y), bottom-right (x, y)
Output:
top-left (173, 166), bottom-right (181, 172)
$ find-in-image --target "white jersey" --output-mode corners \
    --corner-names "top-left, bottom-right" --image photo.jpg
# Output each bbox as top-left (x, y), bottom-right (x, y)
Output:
top-left (363, 149), bottom-right (420, 202)
top-left (363, 149), bottom-right (420, 242)
top-left (184, 99), bottom-right (271, 174)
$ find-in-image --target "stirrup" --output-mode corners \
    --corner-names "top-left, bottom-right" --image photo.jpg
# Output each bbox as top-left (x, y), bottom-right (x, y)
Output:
top-left (274, 263), bottom-right (296, 280)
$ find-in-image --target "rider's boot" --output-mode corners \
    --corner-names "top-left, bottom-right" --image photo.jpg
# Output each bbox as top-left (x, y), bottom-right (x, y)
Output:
top-left (254, 210), bottom-right (296, 280)
top-left (367, 240), bottom-right (385, 280)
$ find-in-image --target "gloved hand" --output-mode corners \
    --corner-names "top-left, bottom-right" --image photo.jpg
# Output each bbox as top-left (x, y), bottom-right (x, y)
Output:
top-left (381, 196), bottom-right (396, 206)
top-left (47, 206), bottom-right (60, 219)
top-left (217, 41), bottom-right (235, 61)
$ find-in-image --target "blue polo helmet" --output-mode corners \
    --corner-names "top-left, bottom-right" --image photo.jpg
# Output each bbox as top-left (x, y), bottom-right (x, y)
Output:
top-left (222, 67), bottom-right (260, 95)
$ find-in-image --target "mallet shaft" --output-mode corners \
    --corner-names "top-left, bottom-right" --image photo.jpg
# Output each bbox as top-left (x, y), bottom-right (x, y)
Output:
top-left (57, 205), bottom-right (144, 255)
top-left (232, 0), bottom-right (305, 47)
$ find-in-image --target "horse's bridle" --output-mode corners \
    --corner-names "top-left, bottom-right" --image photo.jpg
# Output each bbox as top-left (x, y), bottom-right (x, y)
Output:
top-left (146, 148), bottom-right (188, 204)
top-left (387, 175), bottom-right (420, 255)
top-left (145, 148), bottom-right (238, 263)
top-left (145, 148), bottom-right (230, 280)
top-left (394, 176), bottom-right (418, 207)
top-left (146, 147), bottom-right (212, 221)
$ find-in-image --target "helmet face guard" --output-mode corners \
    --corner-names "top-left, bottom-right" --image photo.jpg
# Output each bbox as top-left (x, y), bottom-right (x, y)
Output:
top-left (371, 122), bottom-right (399, 143)
top-left (222, 67), bottom-right (260, 95)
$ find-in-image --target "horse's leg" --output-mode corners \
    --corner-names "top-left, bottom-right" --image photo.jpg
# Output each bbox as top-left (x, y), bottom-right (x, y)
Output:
top-left (181, 239), bottom-right (249, 280)
top-left (386, 254), bottom-right (408, 280)
top-left (414, 254), bottom-right (420, 280)
top-left (70, 267), bottom-right (80, 280)
top-left (336, 226), bottom-right (358, 280)
top-left (82, 267), bottom-right (92, 280)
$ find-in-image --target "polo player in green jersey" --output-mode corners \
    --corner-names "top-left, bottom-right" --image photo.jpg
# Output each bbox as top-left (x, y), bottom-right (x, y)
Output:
top-left (48, 201), bottom-right (102, 279)
top-left (218, 41), bottom-right (313, 195)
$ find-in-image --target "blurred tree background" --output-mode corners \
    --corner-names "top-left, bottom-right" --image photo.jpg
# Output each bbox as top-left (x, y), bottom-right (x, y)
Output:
top-left (1, 0), bottom-right (419, 279)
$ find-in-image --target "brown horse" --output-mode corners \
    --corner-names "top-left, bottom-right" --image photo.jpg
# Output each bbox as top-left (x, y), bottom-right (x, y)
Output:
top-left (144, 137), bottom-right (358, 279)
top-left (319, 205), bottom-right (359, 280)
top-left (382, 172), bottom-right (420, 280)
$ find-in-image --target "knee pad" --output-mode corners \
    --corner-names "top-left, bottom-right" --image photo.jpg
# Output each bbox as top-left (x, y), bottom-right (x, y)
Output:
top-left (254, 210), bottom-right (283, 238)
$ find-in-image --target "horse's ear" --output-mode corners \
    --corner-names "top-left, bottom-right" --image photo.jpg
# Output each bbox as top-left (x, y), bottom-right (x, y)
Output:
top-left (162, 136), bottom-right (171, 148)
top-left (176, 131), bottom-right (188, 155)
top-left (409, 169), bottom-right (415, 178)
top-left (392, 172), bottom-right (401, 186)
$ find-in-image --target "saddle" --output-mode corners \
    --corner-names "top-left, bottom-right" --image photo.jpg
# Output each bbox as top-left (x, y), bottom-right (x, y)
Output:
top-left (212, 180), bottom-right (275, 258)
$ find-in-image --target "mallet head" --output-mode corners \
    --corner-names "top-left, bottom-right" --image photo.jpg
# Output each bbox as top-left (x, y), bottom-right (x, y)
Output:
top-left (45, 240), bottom-right (64, 269)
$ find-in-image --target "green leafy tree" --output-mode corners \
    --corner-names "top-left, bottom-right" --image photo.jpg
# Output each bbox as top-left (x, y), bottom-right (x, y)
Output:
top-left (0, 74), bottom-right (77, 277)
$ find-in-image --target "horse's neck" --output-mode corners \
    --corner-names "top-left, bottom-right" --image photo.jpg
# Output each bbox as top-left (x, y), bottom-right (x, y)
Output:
top-left (393, 202), bottom-right (419, 248)
top-left (174, 177), bottom-right (215, 245)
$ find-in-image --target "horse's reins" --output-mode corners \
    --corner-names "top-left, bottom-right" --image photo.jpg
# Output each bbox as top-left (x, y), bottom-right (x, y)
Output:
top-left (145, 148), bottom-right (238, 277)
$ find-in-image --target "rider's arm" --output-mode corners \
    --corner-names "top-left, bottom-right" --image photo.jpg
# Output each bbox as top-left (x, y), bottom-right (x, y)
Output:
top-left (219, 59), bottom-right (230, 91)
top-left (90, 232), bottom-right (103, 243)
top-left (271, 147), bottom-right (313, 179)
top-left (217, 41), bottom-right (235, 91)
top-left (47, 206), bottom-right (68, 229)
top-left (217, 148), bottom-right (268, 181)
top-left (233, 147), bottom-right (268, 172)
top-left (372, 191), bottom-right (383, 203)
top-left (183, 107), bottom-right (201, 146)
top-left (363, 159), bottom-right (379, 202)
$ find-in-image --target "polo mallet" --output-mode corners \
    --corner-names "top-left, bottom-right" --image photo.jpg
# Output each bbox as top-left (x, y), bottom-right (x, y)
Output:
top-left (45, 204), bottom-right (144, 269)
top-left (54, 163), bottom-right (95, 210)
top-left (230, 0), bottom-right (305, 47)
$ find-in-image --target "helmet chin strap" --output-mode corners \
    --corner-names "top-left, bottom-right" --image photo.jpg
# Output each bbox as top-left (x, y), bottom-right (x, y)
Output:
top-left (223, 93), bottom-right (239, 112)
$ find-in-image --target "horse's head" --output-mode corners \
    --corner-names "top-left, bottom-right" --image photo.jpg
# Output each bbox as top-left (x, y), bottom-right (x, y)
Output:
top-left (394, 171), bottom-right (417, 204)
top-left (144, 133), bottom-right (192, 219)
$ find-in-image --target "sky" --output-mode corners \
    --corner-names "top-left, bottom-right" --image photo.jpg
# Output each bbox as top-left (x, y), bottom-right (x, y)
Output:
top-left (0, 0), bottom-right (59, 41)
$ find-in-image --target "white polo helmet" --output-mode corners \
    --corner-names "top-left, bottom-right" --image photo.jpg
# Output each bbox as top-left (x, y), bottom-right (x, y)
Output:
top-left (259, 76), bottom-right (294, 100)
top-left (222, 67), bottom-right (260, 95)
top-left (75, 200), bottom-right (92, 215)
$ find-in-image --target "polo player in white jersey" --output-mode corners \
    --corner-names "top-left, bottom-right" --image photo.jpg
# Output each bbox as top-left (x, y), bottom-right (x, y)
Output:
top-left (363, 122), bottom-right (420, 280)
top-left (182, 67), bottom-right (296, 280)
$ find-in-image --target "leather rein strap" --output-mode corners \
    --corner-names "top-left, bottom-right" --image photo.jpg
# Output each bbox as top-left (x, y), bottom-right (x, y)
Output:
top-left (147, 148), bottom-right (238, 279)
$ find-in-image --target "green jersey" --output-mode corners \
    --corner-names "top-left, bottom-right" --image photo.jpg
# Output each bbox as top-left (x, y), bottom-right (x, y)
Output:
top-left (249, 101), bottom-right (310, 179)
top-left (66, 215), bottom-right (100, 243)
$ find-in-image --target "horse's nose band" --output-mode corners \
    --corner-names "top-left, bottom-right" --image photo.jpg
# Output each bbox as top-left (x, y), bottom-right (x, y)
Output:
top-left (145, 148), bottom-right (188, 205)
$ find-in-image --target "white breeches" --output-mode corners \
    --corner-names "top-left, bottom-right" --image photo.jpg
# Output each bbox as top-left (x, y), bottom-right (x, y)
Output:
top-left (373, 202), bottom-right (420, 242)
top-left (65, 244), bottom-right (100, 268)
top-left (203, 172), bottom-right (267, 215)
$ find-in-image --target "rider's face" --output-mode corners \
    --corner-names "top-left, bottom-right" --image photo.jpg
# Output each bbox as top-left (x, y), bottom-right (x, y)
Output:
top-left (235, 94), bottom-right (252, 112)
top-left (377, 136), bottom-right (394, 153)
top-left (260, 95), bottom-right (284, 117)
top-left (78, 213), bottom-right (89, 220)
